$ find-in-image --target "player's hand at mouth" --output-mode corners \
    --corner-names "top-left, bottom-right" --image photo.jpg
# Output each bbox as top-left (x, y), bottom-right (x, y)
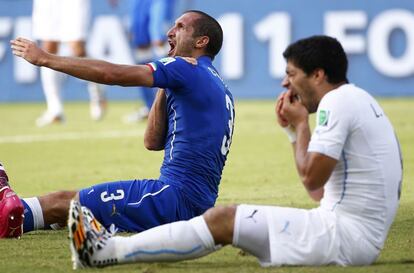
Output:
top-left (276, 91), bottom-right (290, 128)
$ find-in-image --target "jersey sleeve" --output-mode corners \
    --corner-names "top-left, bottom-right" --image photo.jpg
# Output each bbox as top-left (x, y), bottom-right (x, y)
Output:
top-left (308, 92), bottom-right (355, 160)
top-left (147, 57), bottom-right (195, 89)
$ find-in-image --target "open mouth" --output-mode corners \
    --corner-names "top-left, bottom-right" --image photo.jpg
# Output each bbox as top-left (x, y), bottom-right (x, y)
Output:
top-left (168, 40), bottom-right (176, 56)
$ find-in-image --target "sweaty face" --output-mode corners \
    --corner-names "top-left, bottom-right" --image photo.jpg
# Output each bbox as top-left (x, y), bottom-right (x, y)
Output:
top-left (282, 61), bottom-right (319, 113)
top-left (166, 13), bottom-right (198, 57)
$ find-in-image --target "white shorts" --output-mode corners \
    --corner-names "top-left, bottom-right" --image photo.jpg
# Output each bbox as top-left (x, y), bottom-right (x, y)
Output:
top-left (233, 205), bottom-right (380, 267)
top-left (32, 0), bottom-right (90, 42)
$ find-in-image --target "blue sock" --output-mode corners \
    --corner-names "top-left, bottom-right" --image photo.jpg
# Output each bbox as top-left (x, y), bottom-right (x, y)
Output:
top-left (21, 197), bottom-right (44, 233)
top-left (22, 199), bottom-right (34, 232)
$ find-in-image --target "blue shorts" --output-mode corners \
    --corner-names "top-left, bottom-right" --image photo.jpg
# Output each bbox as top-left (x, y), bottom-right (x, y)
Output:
top-left (79, 179), bottom-right (203, 232)
top-left (130, 0), bottom-right (173, 47)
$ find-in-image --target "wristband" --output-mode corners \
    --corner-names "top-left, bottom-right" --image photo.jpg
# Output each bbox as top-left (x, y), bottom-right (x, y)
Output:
top-left (282, 125), bottom-right (297, 143)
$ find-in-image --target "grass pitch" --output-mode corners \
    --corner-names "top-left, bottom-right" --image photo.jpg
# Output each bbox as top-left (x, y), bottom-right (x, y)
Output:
top-left (0, 99), bottom-right (413, 273)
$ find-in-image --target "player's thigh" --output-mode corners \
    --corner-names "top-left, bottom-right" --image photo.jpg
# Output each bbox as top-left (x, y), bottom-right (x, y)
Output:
top-left (265, 206), bottom-right (340, 266)
top-left (79, 179), bottom-right (191, 232)
top-left (233, 205), bottom-right (271, 263)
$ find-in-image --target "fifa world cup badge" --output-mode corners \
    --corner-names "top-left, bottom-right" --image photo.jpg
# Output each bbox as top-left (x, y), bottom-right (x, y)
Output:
top-left (318, 110), bottom-right (330, 126)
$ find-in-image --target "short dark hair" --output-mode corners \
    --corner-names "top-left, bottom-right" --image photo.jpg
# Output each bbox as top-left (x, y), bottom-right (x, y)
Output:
top-left (283, 35), bottom-right (348, 84)
top-left (185, 10), bottom-right (223, 60)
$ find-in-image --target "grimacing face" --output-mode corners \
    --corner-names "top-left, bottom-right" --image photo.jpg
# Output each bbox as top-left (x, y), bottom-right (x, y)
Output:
top-left (281, 61), bottom-right (319, 113)
top-left (166, 12), bottom-right (199, 57)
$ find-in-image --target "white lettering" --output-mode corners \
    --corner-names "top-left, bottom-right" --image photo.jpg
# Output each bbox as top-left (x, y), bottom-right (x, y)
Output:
top-left (368, 9), bottom-right (414, 77)
top-left (14, 17), bottom-right (37, 83)
top-left (219, 13), bottom-right (244, 79)
top-left (254, 12), bottom-right (291, 78)
top-left (324, 11), bottom-right (367, 54)
top-left (0, 17), bottom-right (12, 61)
top-left (87, 16), bottom-right (134, 64)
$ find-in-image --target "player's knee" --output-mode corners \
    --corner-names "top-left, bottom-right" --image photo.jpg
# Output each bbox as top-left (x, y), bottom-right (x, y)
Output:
top-left (42, 41), bottom-right (58, 53)
top-left (55, 190), bottom-right (77, 201)
top-left (203, 205), bottom-right (237, 245)
top-left (70, 41), bottom-right (86, 57)
top-left (41, 191), bottom-right (75, 212)
top-left (39, 191), bottom-right (76, 224)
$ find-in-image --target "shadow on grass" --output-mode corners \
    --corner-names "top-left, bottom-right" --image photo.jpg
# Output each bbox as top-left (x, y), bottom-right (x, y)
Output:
top-left (373, 259), bottom-right (414, 265)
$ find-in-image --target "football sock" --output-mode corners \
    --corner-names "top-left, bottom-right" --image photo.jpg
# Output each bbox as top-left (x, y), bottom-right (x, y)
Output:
top-left (40, 67), bottom-right (64, 116)
top-left (22, 197), bottom-right (44, 232)
top-left (98, 216), bottom-right (220, 264)
top-left (88, 82), bottom-right (103, 102)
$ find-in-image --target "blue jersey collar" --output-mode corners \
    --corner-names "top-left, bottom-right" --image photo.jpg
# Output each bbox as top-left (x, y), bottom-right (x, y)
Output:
top-left (197, 55), bottom-right (213, 64)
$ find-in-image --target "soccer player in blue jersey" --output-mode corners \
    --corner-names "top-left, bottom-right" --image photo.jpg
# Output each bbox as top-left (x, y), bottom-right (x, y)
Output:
top-left (9, 10), bottom-right (234, 236)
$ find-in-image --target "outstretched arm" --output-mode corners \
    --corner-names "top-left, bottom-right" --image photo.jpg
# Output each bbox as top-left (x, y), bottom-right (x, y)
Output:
top-left (144, 89), bottom-right (168, 151)
top-left (11, 37), bottom-right (153, 87)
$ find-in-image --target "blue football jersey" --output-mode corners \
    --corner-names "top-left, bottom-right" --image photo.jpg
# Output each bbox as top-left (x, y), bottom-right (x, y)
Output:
top-left (148, 56), bottom-right (235, 211)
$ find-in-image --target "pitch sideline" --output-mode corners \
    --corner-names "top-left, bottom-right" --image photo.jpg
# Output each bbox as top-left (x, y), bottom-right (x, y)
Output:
top-left (0, 130), bottom-right (145, 144)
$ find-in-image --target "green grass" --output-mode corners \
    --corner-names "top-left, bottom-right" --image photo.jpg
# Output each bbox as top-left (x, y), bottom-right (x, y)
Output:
top-left (0, 99), bottom-right (413, 273)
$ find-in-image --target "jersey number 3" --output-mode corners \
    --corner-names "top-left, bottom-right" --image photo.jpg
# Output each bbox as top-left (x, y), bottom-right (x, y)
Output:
top-left (221, 94), bottom-right (234, 156)
top-left (101, 190), bottom-right (125, 202)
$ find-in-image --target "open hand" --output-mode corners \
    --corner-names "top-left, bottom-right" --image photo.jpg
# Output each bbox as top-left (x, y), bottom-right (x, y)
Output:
top-left (10, 37), bottom-right (47, 66)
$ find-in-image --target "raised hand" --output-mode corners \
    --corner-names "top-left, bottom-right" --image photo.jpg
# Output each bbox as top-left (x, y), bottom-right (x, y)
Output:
top-left (275, 91), bottom-right (290, 128)
top-left (10, 37), bottom-right (48, 66)
top-left (279, 89), bottom-right (309, 128)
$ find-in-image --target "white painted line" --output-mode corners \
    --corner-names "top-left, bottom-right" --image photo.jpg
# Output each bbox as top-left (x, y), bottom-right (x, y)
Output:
top-left (0, 130), bottom-right (144, 144)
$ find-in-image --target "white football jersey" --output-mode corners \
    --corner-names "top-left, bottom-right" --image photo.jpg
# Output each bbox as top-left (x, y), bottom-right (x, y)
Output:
top-left (308, 84), bottom-right (402, 249)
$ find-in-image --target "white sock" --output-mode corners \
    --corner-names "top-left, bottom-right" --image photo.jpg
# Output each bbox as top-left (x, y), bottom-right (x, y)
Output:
top-left (23, 197), bottom-right (45, 230)
top-left (95, 216), bottom-right (220, 264)
top-left (40, 67), bottom-right (64, 116)
top-left (88, 82), bottom-right (104, 102)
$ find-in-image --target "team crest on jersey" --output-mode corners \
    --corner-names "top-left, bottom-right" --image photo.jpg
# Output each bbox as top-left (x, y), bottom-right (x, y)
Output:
top-left (159, 57), bottom-right (176, 66)
top-left (318, 109), bottom-right (330, 126)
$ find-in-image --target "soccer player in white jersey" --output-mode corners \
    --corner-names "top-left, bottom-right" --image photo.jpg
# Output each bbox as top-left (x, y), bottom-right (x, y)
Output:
top-left (32, 0), bottom-right (106, 126)
top-left (64, 35), bottom-right (402, 268)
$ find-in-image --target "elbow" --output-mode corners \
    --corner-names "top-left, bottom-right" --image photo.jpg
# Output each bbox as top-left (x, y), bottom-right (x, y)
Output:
top-left (302, 175), bottom-right (321, 192)
top-left (144, 138), bottom-right (164, 151)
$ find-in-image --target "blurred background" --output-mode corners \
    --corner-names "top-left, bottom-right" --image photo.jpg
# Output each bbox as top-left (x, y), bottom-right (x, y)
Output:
top-left (0, 0), bottom-right (413, 103)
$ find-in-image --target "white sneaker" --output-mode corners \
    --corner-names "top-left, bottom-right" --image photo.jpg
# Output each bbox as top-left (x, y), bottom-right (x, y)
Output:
top-left (122, 107), bottom-right (149, 124)
top-left (35, 112), bottom-right (65, 127)
top-left (88, 84), bottom-right (107, 121)
top-left (68, 200), bottom-right (117, 269)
